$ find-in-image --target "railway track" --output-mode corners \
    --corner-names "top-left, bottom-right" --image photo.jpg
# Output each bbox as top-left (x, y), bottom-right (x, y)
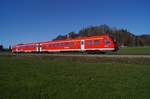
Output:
top-left (1, 53), bottom-right (150, 58)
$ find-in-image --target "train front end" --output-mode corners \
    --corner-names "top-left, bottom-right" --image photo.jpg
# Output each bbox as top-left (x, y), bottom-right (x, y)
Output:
top-left (108, 35), bottom-right (119, 52)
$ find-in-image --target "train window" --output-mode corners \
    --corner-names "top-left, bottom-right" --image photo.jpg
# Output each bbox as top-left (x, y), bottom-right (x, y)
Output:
top-left (81, 41), bottom-right (84, 45)
top-left (49, 44), bottom-right (52, 47)
top-left (39, 44), bottom-right (42, 47)
top-left (88, 40), bottom-right (92, 45)
top-left (104, 39), bottom-right (109, 44)
top-left (94, 40), bottom-right (100, 45)
top-left (62, 43), bottom-right (64, 46)
top-left (70, 42), bottom-right (74, 46)
top-left (60, 43), bottom-right (64, 46)
top-left (56, 43), bottom-right (60, 46)
top-left (53, 44), bottom-right (56, 46)
top-left (65, 42), bottom-right (69, 46)
top-left (59, 43), bottom-right (61, 46)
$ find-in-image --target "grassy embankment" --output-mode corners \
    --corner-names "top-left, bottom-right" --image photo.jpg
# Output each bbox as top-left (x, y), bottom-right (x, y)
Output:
top-left (0, 55), bottom-right (150, 99)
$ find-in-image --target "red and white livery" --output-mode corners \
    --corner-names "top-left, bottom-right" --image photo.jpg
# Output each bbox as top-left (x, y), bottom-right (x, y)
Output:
top-left (11, 35), bottom-right (118, 53)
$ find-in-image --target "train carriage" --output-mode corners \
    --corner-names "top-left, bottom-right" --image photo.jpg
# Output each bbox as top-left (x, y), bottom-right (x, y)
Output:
top-left (11, 35), bottom-right (118, 53)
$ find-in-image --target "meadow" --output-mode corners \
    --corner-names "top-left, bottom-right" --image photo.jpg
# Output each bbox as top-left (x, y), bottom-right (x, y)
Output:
top-left (0, 55), bottom-right (150, 99)
top-left (116, 47), bottom-right (150, 55)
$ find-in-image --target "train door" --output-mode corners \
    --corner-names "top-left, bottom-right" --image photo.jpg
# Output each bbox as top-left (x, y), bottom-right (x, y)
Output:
top-left (16, 46), bottom-right (18, 52)
top-left (36, 44), bottom-right (39, 52)
top-left (36, 44), bottom-right (42, 52)
top-left (81, 40), bottom-right (85, 50)
top-left (39, 44), bottom-right (42, 52)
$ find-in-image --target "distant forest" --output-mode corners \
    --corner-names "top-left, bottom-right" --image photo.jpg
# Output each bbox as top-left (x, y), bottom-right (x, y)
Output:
top-left (54, 24), bottom-right (150, 46)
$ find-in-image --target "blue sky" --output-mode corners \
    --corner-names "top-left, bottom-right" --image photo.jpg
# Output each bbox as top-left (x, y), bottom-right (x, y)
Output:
top-left (0, 0), bottom-right (149, 47)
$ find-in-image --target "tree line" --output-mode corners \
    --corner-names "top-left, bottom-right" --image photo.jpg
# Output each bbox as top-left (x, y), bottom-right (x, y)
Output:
top-left (53, 24), bottom-right (150, 46)
top-left (0, 45), bottom-right (11, 52)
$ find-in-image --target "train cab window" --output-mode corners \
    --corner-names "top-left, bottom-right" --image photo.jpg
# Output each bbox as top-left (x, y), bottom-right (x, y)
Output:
top-left (94, 40), bottom-right (100, 45)
top-left (104, 39), bottom-right (109, 44)
top-left (88, 40), bottom-right (92, 45)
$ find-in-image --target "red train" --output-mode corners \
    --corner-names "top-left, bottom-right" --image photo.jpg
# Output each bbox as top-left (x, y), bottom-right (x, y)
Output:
top-left (11, 35), bottom-right (118, 53)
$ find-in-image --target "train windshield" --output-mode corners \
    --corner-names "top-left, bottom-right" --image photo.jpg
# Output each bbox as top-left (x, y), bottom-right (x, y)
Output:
top-left (109, 34), bottom-right (117, 43)
top-left (104, 39), bottom-right (109, 44)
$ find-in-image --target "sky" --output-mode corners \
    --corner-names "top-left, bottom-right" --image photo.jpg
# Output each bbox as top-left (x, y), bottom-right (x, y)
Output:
top-left (0, 0), bottom-right (149, 47)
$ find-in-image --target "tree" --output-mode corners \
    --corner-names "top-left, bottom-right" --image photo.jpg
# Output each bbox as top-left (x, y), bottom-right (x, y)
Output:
top-left (0, 45), bottom-right (3, 51)
top-left (53, 24), bottom-right (149, 46)
top-left (53, 35), bottom-right (67, 40)
top-left (9, 45), bottom-right (12, 51)
top-left (68, 32), bottom-right (78, 39)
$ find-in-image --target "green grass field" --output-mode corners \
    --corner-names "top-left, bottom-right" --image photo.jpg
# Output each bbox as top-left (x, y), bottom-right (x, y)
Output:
top-left (0, 55), bottom-right (150, 99)
top-left (116, 47), bottom-right (150, 55)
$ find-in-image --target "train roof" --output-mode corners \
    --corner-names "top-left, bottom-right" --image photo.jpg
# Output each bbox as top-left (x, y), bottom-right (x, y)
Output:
top-left (13, 35), bottom-right (110, 46)
top-left (49, 35), bottom-right (109, 41)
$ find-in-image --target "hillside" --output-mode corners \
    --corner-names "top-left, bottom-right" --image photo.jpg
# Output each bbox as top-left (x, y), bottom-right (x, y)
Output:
top-left (138, 34), bottom-right (150, 46)
top-left (54, 25), bottom-right (150, 46)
